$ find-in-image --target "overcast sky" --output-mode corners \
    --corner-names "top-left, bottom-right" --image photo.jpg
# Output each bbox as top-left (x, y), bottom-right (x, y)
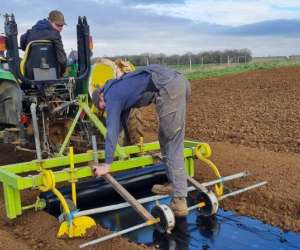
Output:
top-left (1, 0), bottom-right (300, 57)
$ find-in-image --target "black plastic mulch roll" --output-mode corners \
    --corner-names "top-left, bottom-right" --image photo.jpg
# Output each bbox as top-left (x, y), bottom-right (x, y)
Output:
top-left (40, 164), bottom-right (167, 216)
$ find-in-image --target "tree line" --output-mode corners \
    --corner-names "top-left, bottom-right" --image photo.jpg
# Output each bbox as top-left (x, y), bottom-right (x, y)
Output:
top-left (106, 49), bottom-right (252, 66)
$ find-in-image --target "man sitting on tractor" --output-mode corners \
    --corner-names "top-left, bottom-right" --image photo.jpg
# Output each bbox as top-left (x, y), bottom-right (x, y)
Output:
top-left (20, 10), bottom-right (67, 76)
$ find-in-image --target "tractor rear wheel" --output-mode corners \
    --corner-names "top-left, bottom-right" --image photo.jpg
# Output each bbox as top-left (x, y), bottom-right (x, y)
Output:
top-left (0, 81), bottom-right (22, 129)
top-left (126, 108), bottom-right (144, 145)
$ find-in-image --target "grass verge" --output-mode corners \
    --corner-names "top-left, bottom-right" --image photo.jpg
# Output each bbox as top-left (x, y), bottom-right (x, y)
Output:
top-left (173, 61), bottom-right (300, 81)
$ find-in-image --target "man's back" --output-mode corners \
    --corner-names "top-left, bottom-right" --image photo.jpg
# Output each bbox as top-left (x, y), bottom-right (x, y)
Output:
top-left (20, 19), bottom-right (59, 49)
top-left (20, 18), bottom-right (67, 75)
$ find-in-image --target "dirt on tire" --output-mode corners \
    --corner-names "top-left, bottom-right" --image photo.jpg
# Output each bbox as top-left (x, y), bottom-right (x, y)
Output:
top-left (127, 108), bottom-right (144, 144)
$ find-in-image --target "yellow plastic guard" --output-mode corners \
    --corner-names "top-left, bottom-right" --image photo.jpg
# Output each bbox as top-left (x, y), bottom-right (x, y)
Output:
top-left (88, 58), bottom-right (121, 97)
top-left (90, 64), bottom-right (115, 89)
top-left (88, 58), bottom-right (136, 113)
top-left (88, 58), bottom-right (121, 113)
top-left (57, 216), bottom-right (96, 238)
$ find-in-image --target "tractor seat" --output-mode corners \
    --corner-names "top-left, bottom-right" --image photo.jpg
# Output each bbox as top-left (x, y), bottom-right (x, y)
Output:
top-left (20, 40), bottom-right (61, 81)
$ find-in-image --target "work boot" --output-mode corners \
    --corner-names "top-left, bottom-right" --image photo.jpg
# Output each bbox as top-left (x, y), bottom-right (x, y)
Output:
top-left (151, 183), bottom-right (172, 195)
top-left (169, 197), bottom-right (188, 217)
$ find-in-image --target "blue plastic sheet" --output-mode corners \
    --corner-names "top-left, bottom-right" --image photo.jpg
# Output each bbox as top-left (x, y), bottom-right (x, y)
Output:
top-left (93, 198), bottom-right (300, 250)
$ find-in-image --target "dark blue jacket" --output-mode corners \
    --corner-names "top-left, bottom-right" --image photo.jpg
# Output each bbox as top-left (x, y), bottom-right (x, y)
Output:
top-left (103, 71), bottom-right (153, 163)
top-left (20, 19), bottom-right (67, 74)
top-left (102, 64), bottom-right (188, 164)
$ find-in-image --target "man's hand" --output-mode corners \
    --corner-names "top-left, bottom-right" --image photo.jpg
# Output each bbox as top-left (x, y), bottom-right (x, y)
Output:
top-left (92, 163), bottom-right (110, 177)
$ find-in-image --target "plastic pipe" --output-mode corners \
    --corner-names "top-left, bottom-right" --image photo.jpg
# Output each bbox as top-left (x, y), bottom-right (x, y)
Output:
top-left (79, 221), bottom-right (149, 248)
top-left (219, 181), bottom-right (267, 201)
top-left (79, 180), bottom-right (267, 248)
top-left (75, 171), bottom-right (248, 217)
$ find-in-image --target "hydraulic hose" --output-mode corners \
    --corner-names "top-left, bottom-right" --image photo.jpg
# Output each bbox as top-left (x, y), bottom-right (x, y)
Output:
top-left (195, 143), bottom-right (223, 197)
top-left (39, 169), bottom-right (71, 217)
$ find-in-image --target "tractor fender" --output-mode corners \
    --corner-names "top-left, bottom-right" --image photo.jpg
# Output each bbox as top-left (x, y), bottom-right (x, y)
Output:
top-left (0, 79), bottom-right (22, 127)
top-left (0, 68), bottom-right (17, 83)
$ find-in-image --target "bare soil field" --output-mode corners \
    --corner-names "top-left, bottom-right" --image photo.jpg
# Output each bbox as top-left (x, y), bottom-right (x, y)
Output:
top-left (143, 66), bottom-right (300, 233)
top-left (0, 66), bottom-right (300, 249)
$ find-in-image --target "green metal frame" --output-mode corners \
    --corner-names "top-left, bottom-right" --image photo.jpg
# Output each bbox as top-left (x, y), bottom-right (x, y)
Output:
top-left (58, 95), bottom-right (126, 159)
top-left (0, 95), bottom-right (200, 219)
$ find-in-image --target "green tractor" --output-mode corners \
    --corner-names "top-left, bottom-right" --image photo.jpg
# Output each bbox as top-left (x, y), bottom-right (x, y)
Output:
top-left (0, 30), bottom-right (22, 131)
top-left (0, 14), bottom-right (143, 156)
top-left (0, 13), bottom-right (92, 154)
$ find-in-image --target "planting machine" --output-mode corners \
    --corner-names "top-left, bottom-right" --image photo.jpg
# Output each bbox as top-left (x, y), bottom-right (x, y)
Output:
top-left (0, 14), bottom-right (267, 248)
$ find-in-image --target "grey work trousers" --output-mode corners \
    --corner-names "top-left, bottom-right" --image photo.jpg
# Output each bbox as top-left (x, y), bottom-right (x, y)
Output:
top-left (155, 75), bottom-right (191, 197)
